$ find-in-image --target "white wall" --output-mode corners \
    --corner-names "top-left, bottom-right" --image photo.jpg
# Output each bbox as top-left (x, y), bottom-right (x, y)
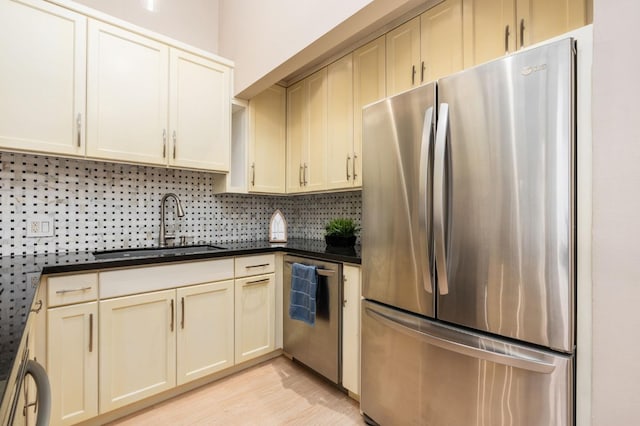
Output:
top-left (73, 0), bottom-right (220, 53)
top-left (218, 0), bottom-right (433, 98)
top-left (591, 0), bottom-right (640, 424)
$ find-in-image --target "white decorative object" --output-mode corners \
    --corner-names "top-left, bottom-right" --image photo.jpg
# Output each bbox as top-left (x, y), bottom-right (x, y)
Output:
top-left (269, 209), bottom-right (287, 243)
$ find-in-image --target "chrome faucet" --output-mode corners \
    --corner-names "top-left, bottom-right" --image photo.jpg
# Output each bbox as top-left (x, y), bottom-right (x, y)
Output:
top-left (159, 193), bottom-right (185, 247)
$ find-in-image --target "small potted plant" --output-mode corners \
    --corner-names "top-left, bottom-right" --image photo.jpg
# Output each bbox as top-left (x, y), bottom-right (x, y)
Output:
top-left (324, 218), bottom-right (359, 247)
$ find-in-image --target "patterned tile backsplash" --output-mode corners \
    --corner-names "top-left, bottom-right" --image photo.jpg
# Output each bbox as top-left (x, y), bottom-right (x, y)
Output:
top-left (0, 152), bottom-right (362, 256)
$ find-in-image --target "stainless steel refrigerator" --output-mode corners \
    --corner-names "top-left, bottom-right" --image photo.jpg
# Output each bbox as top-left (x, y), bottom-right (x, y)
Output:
top-left (361, 38), bottom-right (575, 425)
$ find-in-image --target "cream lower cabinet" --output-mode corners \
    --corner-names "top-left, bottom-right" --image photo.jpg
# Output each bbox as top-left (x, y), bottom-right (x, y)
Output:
top-left (99, 289), bottom-right (177, 413)
top-left (235, 274), bottom-right (276, 363)
top-left (177, 280), bottom-right (235, 385)
top-left (342, 264), bottom-right (361, 397)
top-left (48, 302), bottom-right (98, 426)
top-left (0, 0), bottom-right (86, 157)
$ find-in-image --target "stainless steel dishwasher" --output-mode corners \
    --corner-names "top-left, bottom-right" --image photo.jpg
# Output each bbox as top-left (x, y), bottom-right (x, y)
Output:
top-left (283, 255), bottom-right (342, 385)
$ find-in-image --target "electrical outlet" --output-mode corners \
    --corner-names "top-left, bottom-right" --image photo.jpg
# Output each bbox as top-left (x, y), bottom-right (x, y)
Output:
top-left (25, 272), bottom-right (41, 289)
top-left (26, 214), bottom-right (54, 237)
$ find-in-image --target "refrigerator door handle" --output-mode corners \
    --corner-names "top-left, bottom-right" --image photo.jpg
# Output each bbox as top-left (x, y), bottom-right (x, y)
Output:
top-left (434, 103), bottom-right (449, 295)
top-left (365, 305), bottom-right (556, 374)
top-left (418, 106), bottom-right (434, 293)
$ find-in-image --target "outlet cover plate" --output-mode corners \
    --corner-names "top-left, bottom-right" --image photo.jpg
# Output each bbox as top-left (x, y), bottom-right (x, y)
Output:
top-left (26, 214), bottom-right (55, 238)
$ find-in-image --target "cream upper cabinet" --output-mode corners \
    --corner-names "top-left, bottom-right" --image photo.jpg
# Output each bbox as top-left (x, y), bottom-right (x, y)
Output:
top-left (248, 85), bottom-right (286, 193)
top-left (235, 274), bottom-right (276, 363)
top-left (353, 36), bottom-right (386, 188)
top-left (0, 0), bottom-right (86, 157)
top-left (169, 49), bottom-right (230, 172)
top-left (420, 0), bottom-right (464, 82)
top-left (386, 17), bottom-right (421, 96)
top-left (87, 19), bottom-right (232, 171)
top-left (516, 0), bottom-right (586, 47)
top-left (87, 19), bottom-right (169, 165)
top-left (48, 302), bottom-right (98, 426)
top-left (342, 265), bottom-right (361, 397)
top-left (286, 69), bottom-right (328, 193)
top-left (177, 280), bottom-right (235, 385)
top-left (305, 69), bottom-right (328, 192)
top-left (386, 1), bottom-right (463, 96)
top-left (286, 80), bottom-right (306, 194)
top-left (463, 0), bottom-right (587, 67)
top-left (326, 54), bottom-right (354, 191)
top-left (99, 289), bottom-right (176, 412)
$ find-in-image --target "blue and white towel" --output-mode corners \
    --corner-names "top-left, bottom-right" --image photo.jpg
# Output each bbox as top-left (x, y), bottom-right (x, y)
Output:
top-left (289, 263), bottom-right (318, 326)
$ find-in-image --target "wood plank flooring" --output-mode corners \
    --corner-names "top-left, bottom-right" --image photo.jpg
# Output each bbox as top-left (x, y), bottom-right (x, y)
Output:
top-left (108, 356), bottom-right (365, 426)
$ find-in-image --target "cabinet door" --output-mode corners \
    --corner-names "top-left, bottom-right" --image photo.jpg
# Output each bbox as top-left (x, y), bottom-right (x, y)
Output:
top-left (516, 0), bottom-right (586, 48)
top-left (386, 17), bottom-right (421, 96)
top-left (462, 0), bottom-right (515, 67)
top-left (353, 36), bottom-right (386, 188)
top-left (48, 302), bottom-right (98, 426)
top-left (420, 0), bottom-right (464, 82)
top-left (235, 274), bottom-right (275, 363)
top-left (169, 49), bottom-right (231, 172)
top-left (326, 54), bottom-right (354, 190)
top-left (249, 85), bottom-right (286, 193)
top-left (87, 19), bottom-right (169, 165)
top-left (286, 81), bottom-right (306, 194)
top-left (176, 281), bottom-right (234, 385)
top-left (99, 290), bottom-right (176, 412)
top-left (305, 69), bottom-right (328, 192)
top-left (342, 265), bottom-right (361, 396)
top-left (0, 0), bottom-right (86, 156)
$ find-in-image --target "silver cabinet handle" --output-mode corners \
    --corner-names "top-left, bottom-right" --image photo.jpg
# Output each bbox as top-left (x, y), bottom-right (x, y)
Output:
top-left (303, 163), bottom-right (308, 186)
top-left (246, 263), bottom-right (269, 269)
top-left (76, 113), bottom-right (82, 148)
top-left (346, 155), bottom-right (351, 180)
top-left (245, 278), bottom-right (270, 286)
top-left (89, 313), bottom-right (93, 353)
top-left (365, 306), bottom-right (556, 374)
top-left (170, 299), bottom-right (174, 332)
top-left (434, 103), bottom-right (450, 295)
top-left (56, 286), bottom-right (92, 295)
top-left (162, 129), bottom-right (167, 158)
top-left (418, 106), bottom-right (434, 294)
top-left (411, 65), bottom-right (416, 85)
top-left (519, 19), bottom-right (525, 48)
top-left (181, 297), bottom-right (185, 329)
top-left (251, 162), bottom-right (256, 186)
top-left (353, 153), bottom-right (358, 181)
top-left (299, 164), bottom-right (304, 186)
top-left (172, 130), bottom-right (177, 159)
top-left (504, 25), bottom-right (510, 54)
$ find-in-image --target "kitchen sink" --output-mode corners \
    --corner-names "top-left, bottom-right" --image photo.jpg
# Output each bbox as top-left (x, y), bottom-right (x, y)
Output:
top-left (93, 245), bottom-right (228, 260)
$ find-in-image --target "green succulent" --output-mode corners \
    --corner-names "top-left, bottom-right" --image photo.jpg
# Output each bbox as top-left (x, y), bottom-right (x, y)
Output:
top-left (324, 218), bottom-right (360, 237)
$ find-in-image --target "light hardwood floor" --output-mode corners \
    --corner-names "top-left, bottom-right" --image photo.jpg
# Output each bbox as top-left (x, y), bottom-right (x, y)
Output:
top-left (108, 356), bottom-right (365, 426)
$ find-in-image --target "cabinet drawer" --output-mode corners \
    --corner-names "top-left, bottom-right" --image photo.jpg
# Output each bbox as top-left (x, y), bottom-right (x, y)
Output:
top-left (235, 254), bottom-right (275, 277)
top-left (100, 258), bottom-right (234, 299)
top-left (48, 273), bottom-right (98, 307)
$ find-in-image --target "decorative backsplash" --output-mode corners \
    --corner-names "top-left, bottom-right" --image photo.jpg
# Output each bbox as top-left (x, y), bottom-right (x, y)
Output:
top-left (0, 152), bottom-right (362, 257)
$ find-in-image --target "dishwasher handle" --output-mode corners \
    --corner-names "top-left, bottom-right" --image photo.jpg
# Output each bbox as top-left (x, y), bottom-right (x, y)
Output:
top-left (285, 261), bottom-right (336, 276)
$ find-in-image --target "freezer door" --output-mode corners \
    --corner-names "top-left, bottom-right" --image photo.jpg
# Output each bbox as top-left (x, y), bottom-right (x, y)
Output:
top-left (434, 38), bottom-right (575, 352)
top-left (361, 301), bottom-right (573, 426)
top-left (362, 83), bottom-right (436, 318)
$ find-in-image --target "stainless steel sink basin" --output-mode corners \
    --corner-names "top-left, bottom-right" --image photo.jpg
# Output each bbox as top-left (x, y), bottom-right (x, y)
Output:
top-left (93, 245), bottom-right (228, 260)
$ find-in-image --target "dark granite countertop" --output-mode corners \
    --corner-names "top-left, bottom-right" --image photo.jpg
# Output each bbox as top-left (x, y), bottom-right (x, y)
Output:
top-left (0, 239), bottom-right (360, 409)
